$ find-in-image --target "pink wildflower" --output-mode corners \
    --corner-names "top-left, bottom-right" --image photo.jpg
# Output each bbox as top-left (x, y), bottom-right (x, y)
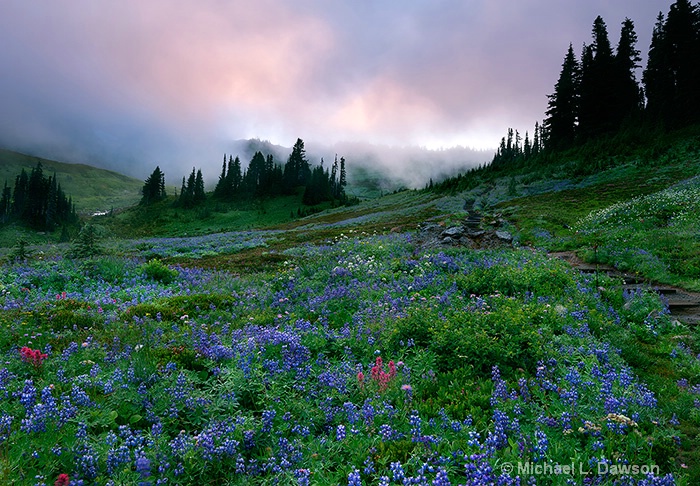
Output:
top-left (387, 360), bottom-right (397, 378)
top-left (20, 347), bottom-right (48, 369)
top-left (370, 356), bottom-right (397, 392)
top-left (55, 473), bottom-right (70, 486)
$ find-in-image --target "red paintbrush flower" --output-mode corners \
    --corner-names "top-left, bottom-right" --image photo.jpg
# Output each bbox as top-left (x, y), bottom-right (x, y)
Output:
top-left (54, 473), bottom-right (70, 486)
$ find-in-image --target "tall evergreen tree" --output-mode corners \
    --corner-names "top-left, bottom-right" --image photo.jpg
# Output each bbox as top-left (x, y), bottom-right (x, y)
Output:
top-left (665, 0), bottom-right (700, 123)
top-left (214, 155), bottom-right (228, 198)
top-left (225, 156), bottom-right (242, 197)
top-left (283, 138), bottom-right (311, 191)
top-left (544, 44), bottom-right (581, 149)
top-left (532, 122), bottom-right (542, 155)
top-left (45, 173), bottom-right (58, 230)
top-left (194, 169), bottom-right (206, 203)
top-left (643, 13), bottom-right (675, 121)
top-left (330, 156), bottom-right (339, 198)
top-left (0, 181), bottom-right (11, 224)
top-left (523, 131), bottom-right (532, 159)
top-left (612, 18), bottom-right (643, 123)
top-left (338, 156), bottom-right (347, 196)
top-left (141, 166), bottom-right (166, 205)
top-left (179, 176), bottom-right (187, 206)
top-left (578, 16), bottom-right (619, 138)
top-left (26, 162), bottom-right (47, 224)
top-left (243, 151), bottom-right (267, 195)
top-left (2, 163), bottom-right (75, 230)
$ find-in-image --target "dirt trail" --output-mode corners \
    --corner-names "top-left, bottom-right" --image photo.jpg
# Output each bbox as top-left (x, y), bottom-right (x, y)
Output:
top-left (550, 251), bottom-right (700, 326)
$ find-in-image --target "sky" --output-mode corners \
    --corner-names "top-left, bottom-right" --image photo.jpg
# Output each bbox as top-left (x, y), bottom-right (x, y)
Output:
top-left (0, 0), bottom-right (674, 181)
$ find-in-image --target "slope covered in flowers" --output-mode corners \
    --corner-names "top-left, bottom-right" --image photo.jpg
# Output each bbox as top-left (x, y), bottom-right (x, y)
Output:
top-left (0, 230), bottom-right (693, 485)
top-left (573, 176), bottom-right (700, 283)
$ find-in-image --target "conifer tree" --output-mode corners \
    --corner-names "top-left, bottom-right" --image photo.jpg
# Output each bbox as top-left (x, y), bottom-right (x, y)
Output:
top-left (330, 156), bottom-right (339, 197)
top-left (339, 156), bottom-right (347, 194)
top-left (214, 155), bottom-right (228, 199)
top-left (45, 173), bottom-right (58, 230)
top-left (141, 166), bottom-right (166, 205)
top-left (578, 16), bottom-right (618, 138)
top-left (194, 169), bottom-right (206, 203)
top-left (179, 176), bottom-right (187, 206)
top-left (283, 138), bottom-right (311, 191)
top-left (26, 162), bottom-right (46, 224)
top-left (0, 181), bottom-right (11, 224)
top-left (664, 0), bottom-right (700, 123)
top-left (544, 44), bottom-right (580, 149)
top-left (532, 122), bottom-right (542, 155)
top-left (226, 156), bottom-right (242, 197)
top-left (12, 169), bottom-right (28, 218)
top-left (523, 131), bottom-right (532, 159)
top-left (614, 18), bottom-right (643, 120)
top-left (643, 13), bottom-right (675, 120)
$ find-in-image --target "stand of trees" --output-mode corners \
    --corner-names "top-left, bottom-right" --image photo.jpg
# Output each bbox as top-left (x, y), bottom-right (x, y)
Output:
top-left (433, 1), bottom-right (699, 191)
top-left (0, 162), bottom-right (77, 231)
top-left (487, 1), bottom-right (699, 172)
top-left (213, 138), bottom-right (347, 206)
top-left (141, 137), bottom-right (348, 211)
top-left (544, 1), bottom-right (699, 151)
top-left (176, 168), bottom-right (206, 208)
top-left (489, 123), bottom-right (544, 169)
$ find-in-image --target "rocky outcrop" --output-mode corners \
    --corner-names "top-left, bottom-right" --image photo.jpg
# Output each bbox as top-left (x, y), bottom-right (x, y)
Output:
top-left (417, 213), bottom-right (515, 250)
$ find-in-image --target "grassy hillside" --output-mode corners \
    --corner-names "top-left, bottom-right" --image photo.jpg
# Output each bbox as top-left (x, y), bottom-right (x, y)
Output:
top-left (0, 148), bottom-right (143, 213)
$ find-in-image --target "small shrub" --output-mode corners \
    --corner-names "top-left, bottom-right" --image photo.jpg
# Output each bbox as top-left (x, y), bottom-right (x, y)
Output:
top-left (141, 259), bottom-right (178, 283)
top-left (10, 238), bottom-right (31, 262)
top-left (69, 223), bottom-right (102, 258)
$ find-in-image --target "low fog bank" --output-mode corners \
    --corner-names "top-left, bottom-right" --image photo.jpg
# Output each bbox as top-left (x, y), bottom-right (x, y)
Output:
top-left (329, 142), bottom-right (490, 192)
top-left (226, 139), bottom-right (492, 195)
top-left (0, 135), bottom-right (492, 196)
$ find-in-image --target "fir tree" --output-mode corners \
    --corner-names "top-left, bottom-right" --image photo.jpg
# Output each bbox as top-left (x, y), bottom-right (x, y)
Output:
top-left (214, 155), bottom-right (228, 198)
top-left (69, 223), bottom-right (101, 258)
top-left (544, 44), bottom-right (580, 149)
top-left (194, 169), bottom-right (206, 203)
top-left (283, 138), bottom-right (311, 191)
top-left (664, 0), bottom-right (700, 123)
top-left (339, 157), bottom-right (347, 194)
top-left (614, 18), bottom-right (643, 120)
top-left (0, 181), bottom-right (11, 224)
top-left (643, 13), bottom-right (675, 121)
top-left (45, 173), bottom-right (58, 230)
top-left (141, 166), bottom-right (166, 205)
top-left (578, 16), bottom-right (618, 138)
top-left (12, 169), bottom-right (28, 218)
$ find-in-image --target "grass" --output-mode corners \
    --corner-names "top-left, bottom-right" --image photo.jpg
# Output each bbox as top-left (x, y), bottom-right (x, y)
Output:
top-left (498, 161), bottom-right (700, 243)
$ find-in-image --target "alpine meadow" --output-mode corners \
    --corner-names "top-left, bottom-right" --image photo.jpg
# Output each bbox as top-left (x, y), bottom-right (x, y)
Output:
top-left (1, 2), bottom-right (700, 485)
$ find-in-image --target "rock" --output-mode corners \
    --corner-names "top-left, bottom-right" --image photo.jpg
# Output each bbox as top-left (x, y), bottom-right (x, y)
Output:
top-left (441, 226), bottom-right (464, 238)
top-left (466, 229), bottom-right (485, 238)
top-left (419, 223), bottom-right (442, 233)
top-left (441, 237), bottom-right (455, 245)
top-left (495, 231), bottom-right (513, 242)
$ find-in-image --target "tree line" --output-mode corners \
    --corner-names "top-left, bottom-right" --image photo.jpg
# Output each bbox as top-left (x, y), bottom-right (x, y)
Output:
top-left (486, 0), bottom-right (699, 169)
top-left (0, 162), bottom-right (78, 232)
top-left (142, 138), bottom-right (348, 208)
